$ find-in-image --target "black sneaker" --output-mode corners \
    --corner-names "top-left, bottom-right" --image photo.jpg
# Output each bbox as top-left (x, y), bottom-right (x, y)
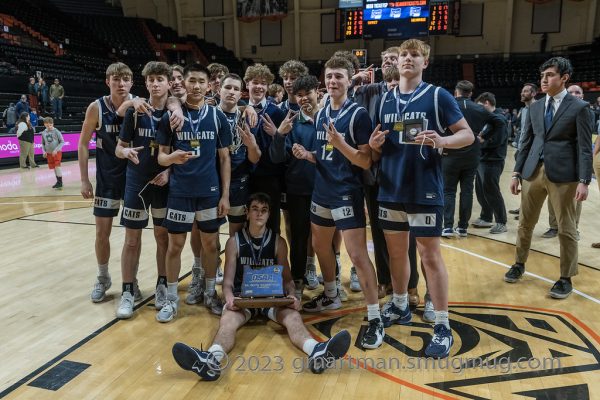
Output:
top-left (508, 208), bottom-right (520, 215)
top-left (361, 318), bottom-right (384, 349)
top-left (541, 228), bottom-right (558, 238)
top-left (172, 342), bottom-right (221, 381)
top-left (302, 292), bottom-right (341, 312)
top-left (504, 264), bottom-right (524, 283)
top-left (52, 182), bottom-right (59, 188)
top-left (550, 279), bottom-right (572, 299)
top-left (308, 330), bottom-right (351, 374)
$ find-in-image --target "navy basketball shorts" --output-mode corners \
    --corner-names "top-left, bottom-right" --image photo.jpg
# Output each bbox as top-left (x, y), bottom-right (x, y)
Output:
top-left (310, 191), bottom-right (366, 230)
top-left (378, 202), bottom-right (443, 237)
top-left (93, 179), bottom-right (124, 218)
top-left (228, 176), bottom-right (249, 224)
top-left (163, 195), bottom-right (225, 233)
top-left (121, 184), bottom-right (168, 229)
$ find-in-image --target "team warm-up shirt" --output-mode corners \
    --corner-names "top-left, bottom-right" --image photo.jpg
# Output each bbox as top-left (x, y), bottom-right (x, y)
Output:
top-left (119, 108), bottom-right (167, 184)
top-left (95, 95), bottom-right (129, 190)
top-left (221, 109), bottom-right (251, 180)
top-left (233, 228), bottom-right (277, 295)
top-left (312, 100), bottom-right (372, 204)
top-left (156, 104), bottom-right (232, 198)
top-left (376, 83), bottom-right (464, 206)
top-left (250, 100), bottom-right (286, 177)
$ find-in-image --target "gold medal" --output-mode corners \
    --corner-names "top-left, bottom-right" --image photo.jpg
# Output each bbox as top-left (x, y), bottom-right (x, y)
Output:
top-left (325, 143), bottom-right (334, 151)
top-left (190, 139), bottom-right (200, 148)
top-left (149, 140), bottom-right (158, 156)
top-left (393, 121), bottom-right (404, 133)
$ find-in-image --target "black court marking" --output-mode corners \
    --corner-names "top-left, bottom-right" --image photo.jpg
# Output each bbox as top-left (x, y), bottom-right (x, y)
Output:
top-left (0, 249), bottom-right (225, 399)
top-left (27, 360), bottom-right (90, 391)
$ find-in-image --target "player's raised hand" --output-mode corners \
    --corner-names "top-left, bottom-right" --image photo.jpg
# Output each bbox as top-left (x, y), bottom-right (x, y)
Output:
top-left (368, 124), bottom-right (389, 152)
top-left (278, 110), bottom-right (299, 135)
top-left (170, 149), bottom-right (195, 164)
top-left (238, 125), bottom-right (256, 147)
top-left (169, 108), bottom-right (184, 131)
top-left (324, 122), bottom-right (344, 148)
top-left (243, 106), bottom-right (258, 128)
top-left (261, 114), bottom-right (277, 136)
top-left (132, 97), bottom-right (154, 115)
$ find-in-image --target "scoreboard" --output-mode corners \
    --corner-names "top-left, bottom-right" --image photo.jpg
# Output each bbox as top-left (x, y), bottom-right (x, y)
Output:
top-left (362, 0), bottom-right (430, 40)
top-left (429, 0), bottom-right (449, 35)
top-left (345, 8), bottom-right (363, 39)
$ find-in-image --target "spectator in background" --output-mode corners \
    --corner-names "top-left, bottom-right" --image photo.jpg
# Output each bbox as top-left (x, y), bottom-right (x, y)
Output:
top-left (30, 109), bottom-right (39, 128)
top-left (28, 77), bottom-right (39, 110)
top-left (37, 78), bottom-right (49, 113)
top-left (50, 78), bottom-right (65, 119)
top-left (16, 95), bottom-right (30, 117)
top-left (267, 83), bottom-right (284, 104)
top-left (41, 117), bottom-right (65, 189)
top-left (16, 111), bottom-right (38, 169)
top-left (3, 103), bottom-right (17, 129)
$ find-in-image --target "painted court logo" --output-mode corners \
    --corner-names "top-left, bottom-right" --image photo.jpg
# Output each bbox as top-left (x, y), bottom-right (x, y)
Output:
top-left (310, 303), bottom-right (599, 400)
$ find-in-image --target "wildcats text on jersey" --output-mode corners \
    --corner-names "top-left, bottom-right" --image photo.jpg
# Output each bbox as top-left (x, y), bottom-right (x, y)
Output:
top-left (383, 112), bottom-right (428, 124)
top-left (176, 131), bottom-right (216, 141)
top-left (239, 257), bottom-right (276, 267)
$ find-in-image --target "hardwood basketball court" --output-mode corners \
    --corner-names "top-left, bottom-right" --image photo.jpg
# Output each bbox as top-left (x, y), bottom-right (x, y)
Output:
top-left (1, 149), bottom-right (599, 400)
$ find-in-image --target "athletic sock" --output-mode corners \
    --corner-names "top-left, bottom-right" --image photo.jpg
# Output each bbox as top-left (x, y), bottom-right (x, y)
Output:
top-left (156, 275), bottom-right (167, 287)
top-left (98, 263), bottom-right (109, 278)
top-left (392, 292), bottom-right (409, 309)
top-left (167, 282), bottom-right (178, 297)
top-left (205, 278), bottom-right (216, 295)
top-left (302, 339), bottom-right (319, 355)
top-left (193, 257), bottom-right (202, 269)
top-left (208, 344), bottom-right (225, 363)
top-left (324, 280), bottom-right (337, 298)
top-left (367, 303), bottom-right (381, 321)
top-left (122, 282), bottom-right (134, 295)
top-left (435, 310), bottom-right (450, 329)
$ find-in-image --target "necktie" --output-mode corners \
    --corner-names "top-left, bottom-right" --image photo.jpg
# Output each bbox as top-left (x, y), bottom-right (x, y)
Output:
top-left (253, 103), bottom-right (263, 111)
top-left (544, 97), bottom-right (554, 132)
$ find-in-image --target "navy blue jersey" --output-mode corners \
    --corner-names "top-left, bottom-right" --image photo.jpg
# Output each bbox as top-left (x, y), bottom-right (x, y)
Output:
top-left (222, 109), bottom-right (251, 180)
top-left (120, 107), bottom-right (167, 184)
top-left (312, 101), bottom-right (372, 203)
top-left (376, 83), bottom-right (464, 206)
top-left (156, 104), bottom-right (232, 198)
top-left (95, 96), bottom-right (129, 190)
top-left (278, 99), bottom-right (300, 114)
top-left (250, 101), bottom-right (286, 177)
top-left (233, 228), bottom-right (278, 295)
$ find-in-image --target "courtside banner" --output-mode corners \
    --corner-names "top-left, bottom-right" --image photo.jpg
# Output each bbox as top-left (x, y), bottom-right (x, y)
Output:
top-left (0, 132), bottom-right (96, 159)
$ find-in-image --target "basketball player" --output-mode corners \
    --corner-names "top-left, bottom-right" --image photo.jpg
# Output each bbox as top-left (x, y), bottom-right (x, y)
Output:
top-left (206, 63), bottom-right (229, 106)
top-left (185, 73), bottom-right (262, 305)
top-left (370, 39), bottom-right (473, 358)
top-left (79, 62), bottom-right (134, 303)
top-left (293, 56), bottom-right (384, 349)
top-left (113, 61), bottom-right (171, 319)
top-left (171, 193), bottom-right (351, 381)
top-left (244, 64), bottom-right (286, 234)
top-left (155, 63), bottom-right (232, 322)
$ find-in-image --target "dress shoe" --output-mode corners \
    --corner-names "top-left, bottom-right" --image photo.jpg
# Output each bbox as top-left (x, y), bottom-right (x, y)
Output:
top-left (377, 283), bottom-right (392, 299)
top-left (408, 287), bottom-right (420, 307)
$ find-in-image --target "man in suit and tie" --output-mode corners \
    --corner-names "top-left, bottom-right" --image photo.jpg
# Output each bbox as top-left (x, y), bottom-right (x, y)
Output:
top-left (505, 57), bottom-right (593, 299)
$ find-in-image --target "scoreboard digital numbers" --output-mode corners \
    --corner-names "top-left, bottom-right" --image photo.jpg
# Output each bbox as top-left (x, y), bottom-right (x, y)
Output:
top-left (428, 0), bottom-right (449, 35)
top-left (362, 0), bottom-right (430, 40)
top-left (345, 8), bottom-right (363, 39)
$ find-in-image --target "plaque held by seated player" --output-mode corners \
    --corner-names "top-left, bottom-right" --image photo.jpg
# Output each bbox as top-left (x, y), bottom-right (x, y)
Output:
top-left (233, 265), bottom-right (294, 308)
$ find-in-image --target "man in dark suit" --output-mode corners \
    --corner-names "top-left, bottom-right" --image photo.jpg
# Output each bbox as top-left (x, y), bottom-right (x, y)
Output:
top-left (505, 57), bottom-right (593, 299)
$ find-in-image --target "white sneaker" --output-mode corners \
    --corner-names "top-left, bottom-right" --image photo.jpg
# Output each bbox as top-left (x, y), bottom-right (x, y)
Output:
top-left (156, 294), bottom-right (179, 323)
top-left (336, 278), bottom-right (348, 302)
top-left (305, 264), bottom-right (319, 290)
top-left (116, 291), bottom-right (135, 319)
top-left (91, 276), bottom-right (112, 303)
top-left (204, 291), bottom-right (223, 316)
top-left (215, 265), bottom-right (224, 285)
top-left (422, 293), bottom-right (435, 323)
top-left (155, 284), bottom-right (168, 310)
top-left (133, 280), bottom-right (142, 302)
top-left (185, 268), bottom-right (205, 305)
top-left (349, 266), bottom-right (362, 292)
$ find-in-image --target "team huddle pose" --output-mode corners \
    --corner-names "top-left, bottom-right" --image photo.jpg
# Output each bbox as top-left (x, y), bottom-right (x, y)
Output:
top-left (78, 39), bottom-right (476, 380)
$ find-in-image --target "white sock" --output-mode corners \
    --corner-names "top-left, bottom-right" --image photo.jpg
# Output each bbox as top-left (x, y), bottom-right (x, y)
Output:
top-left (205, 278), bottom-right (216, 295)
top-left (335, 254), bottom-right (342, 272)
top-left (324, 280), bottom-right (337, 298)
top-left (392, 292), bottom-right (408, 309)
top-left (302, 339), bottom-right (319, 355)
top-left (367, 303), bottom-right (381, 321)
top-left (193, 257), bottom-right (203, 269)
top-left (435, 310), bottom-right (450, 329)
top-left (167, 282), bottom-right (178, 296)
top-left (55, 167), bottom-right (62, 177)
top-left (208, 344), bottom-right (225, 362)
top-left (98, 263), bottom-right (109, 278)
top-left (306, 256), bottom-right (315, 266)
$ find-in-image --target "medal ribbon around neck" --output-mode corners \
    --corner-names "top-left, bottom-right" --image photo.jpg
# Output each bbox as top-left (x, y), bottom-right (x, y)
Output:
top-left (395, 82), bottom-right (425, 121)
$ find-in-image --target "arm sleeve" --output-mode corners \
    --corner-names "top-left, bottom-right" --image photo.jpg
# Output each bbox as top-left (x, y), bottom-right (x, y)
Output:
top-left (55, 130), bottom-right (65, 151)
top-left (119, 108), bottom-right (136, 143)
top-left (216, 109), bottom-right (232, 149)
top-left (156, 112), bottom-right (173, 146)
top-left (576, 104), bottom-right (594, 181)
top-left (16, 122), bottom-right (26, 137)
top-left (353, 109), bottom-right (373, 146)
top-left (514, 107), bottom-right (534, 173)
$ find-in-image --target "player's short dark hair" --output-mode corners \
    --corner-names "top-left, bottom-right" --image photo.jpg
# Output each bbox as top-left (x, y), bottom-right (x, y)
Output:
top-left (455, 80), bottom-right (474, 96)
top-left (220, 73), bottom-right (244, 89)
top-left (475, 92), bottom-right (496, 107)
top-left (142, 61), bottom-right (172, 79)
top-left (246, 192), bottom-right (271, 211)
top-left (324, 56), bottom-right (355, 79)
top-left (540, 57), bottom-right (573, 78)
top-left (292, 75), bottom-right (320, 95)
top-left (183, 63), bottom-right (210, 79)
